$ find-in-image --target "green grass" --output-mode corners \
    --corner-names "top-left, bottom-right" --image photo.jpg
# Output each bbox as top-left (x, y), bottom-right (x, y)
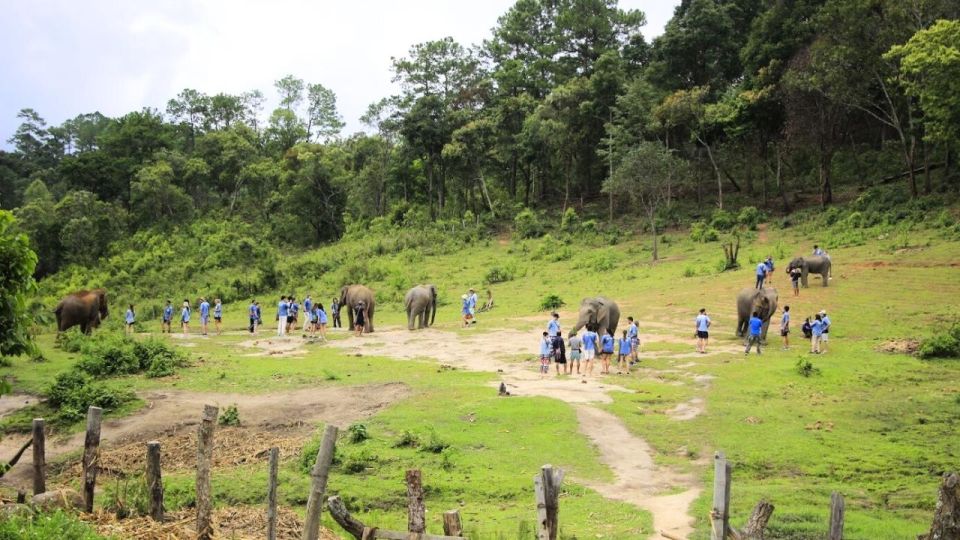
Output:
top-left (5, 223), bottom-right (960, 539)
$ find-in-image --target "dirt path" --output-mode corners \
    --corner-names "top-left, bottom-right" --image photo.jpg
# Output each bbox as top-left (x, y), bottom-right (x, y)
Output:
top-left (0, 383), bottom-right (409, 490)
top-left (331, 326), bottom-right (704, 538)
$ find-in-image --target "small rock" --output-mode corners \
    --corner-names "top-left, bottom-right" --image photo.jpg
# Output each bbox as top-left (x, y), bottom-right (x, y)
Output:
top-left (31, 489), bottom-right (84, 511)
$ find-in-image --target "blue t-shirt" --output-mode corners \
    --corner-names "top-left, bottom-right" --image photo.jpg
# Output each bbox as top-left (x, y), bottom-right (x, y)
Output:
top-left (291, 302), bottom-right (299, 315)
top-left (582, 331), bottom-right (598, 351)
top-left (163, 305), bottom-right (173, 321)
top-left (627, 324), bottom-right (638, 339)
top-left (181, 306), bottom-right (191, 322)
top-left (539, 338), bottom-right (551, 356)
top-left (822, 316), bottom-right (831, 333)
top-left (125, 309), bottom-right (135, 324)
top-left (619, 338), bottom-right (632, 355)
top-left (782, 311), bottom-right (790, 327)
top-left (249, 304), bottom-right (257, 318)
top-left (812, 320), bottom-right (824, 336)
top-left (200, 301), bottom-right (210, 318)
top-left (600, 334), bottom-right (615, 353)
top-left (462, 298), bottom-right (471, 315)
top-left (696, 314), bottom-right (710, 332)
top-left (304, 299), bottom-right (312, 312)
top-left (765, 259), bottom-right (774, 271)
top-left (756, 262), bottom-right (767, 276)
top-left (318, 308), bottom-right (327, 324)
top-left (748, 316), bottom-right (763, 336)
top-left (547, 319), bottom-right (560, 337)
top-left (214, 303), bottom-right (222, 317)
top-left (278, 301), bottom-right (289, 317)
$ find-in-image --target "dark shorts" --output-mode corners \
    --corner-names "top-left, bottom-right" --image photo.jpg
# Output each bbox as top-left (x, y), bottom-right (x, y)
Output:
top-left (286, 316), bottom-right (294, 323)
top-left (554, 355), bottom-right (566, 364)
top-left (697, 331), bottom-right (709, 339)
top-left (214, 316), bottom-right (222, 322)
top-left (781, 329), bottom-right (789, 336)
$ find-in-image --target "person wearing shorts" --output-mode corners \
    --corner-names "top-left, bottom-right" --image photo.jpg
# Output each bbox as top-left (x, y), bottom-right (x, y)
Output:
top-left (790, 266), bottom-right (801, 296)
top-left (618, 330), bottom-right (633, 375)
top-left (539, 332), bottom-right (552, 379)
top-left (819, 310), bottom-right (830, 353)
top-left (316, 304), bottom-right (328, 341)
top-left (626, 317), bottom-right (640, 365)
top-left (695, 308), bottom-right (711, 353)
top-left (161, 300), bottom-right (173, 333)
top-left (180, 300), bottom-right (191, 336)
top-left (276, 296), bottom-right (289, 337)
top-left (125, 304), bottom-right (135, 335)
top-left (600, 329), bottom-right (615, 375)
top-left (780, 305), bottom-right (791, 350)
top-left (248, 300), bottom-right (258, 334)
top-left (289, 297), bottom-right (299, 333)
top-left (461, 294), bottom-right (472, 327)
top-left (581, 327), bottom-right (599, 380)
top-left (568, 334), bottom-right (582, 375)
top-left (552, 334), bottom-right (566, 375)
top-left (213, 299), bottom-right (223, 335)
top-left (199, 297), bottom-right (210, 336)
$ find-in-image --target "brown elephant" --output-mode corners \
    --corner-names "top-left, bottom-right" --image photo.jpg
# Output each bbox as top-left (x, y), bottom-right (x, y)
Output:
top-left (338, 285), bottom-right (376, 333)
top-left (55, 289), bottom-right (109, 334)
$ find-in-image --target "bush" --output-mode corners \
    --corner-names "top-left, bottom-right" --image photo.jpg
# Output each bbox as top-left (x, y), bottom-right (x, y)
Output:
top-left (76, 333), bottom-right (187, 378)
top-left (736, 206), bottom-right (762, 230)
top-left (795, 358), bottom-right (821, 377)
top-left (513, 208), bottom-right (544, 239)
top-left (690, 221), bottom-right (719, 243)
top-left (0, 510), bottom-right (104, 539)
top-left (559, 207), bottom-right (579, 233)
top-left (340, 448), bottom-right (375, 474)
top-left (347, 423), bottom-right (370, 443)
top-left (57, 328), bottom-right (88, 353)
top-left (219, 404), bottom-right (241, 426)
top-left (580, 219), bottom-right (599, 234)
top-left (394, 430), bottom-right (420, 448)
top-left (538, 294), bottom-right (565, 311)
top-left (485, 265), bottom-right (514, 284)
top-left (710, 209), bottom-right (735, 231)
top-left (917, 323), bottom-right (960, 359)
top-left (47, 371), bottom-right (134, 423)
top-left (421, 430), bottom-right (450, 454)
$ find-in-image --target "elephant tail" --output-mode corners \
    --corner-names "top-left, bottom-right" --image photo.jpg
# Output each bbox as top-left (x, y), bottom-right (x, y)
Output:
top-left (430, 293), bottom-right (437, 327)
top-left (54, 304), bottom-right (62, 331)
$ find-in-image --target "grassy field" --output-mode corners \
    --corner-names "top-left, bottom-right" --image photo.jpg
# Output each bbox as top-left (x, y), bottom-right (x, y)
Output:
top-left (2, 219), bottom-right (959, 539)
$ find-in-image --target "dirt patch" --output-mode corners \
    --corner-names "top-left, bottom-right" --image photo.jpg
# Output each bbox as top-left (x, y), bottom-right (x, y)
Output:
top-left (0, 383), bottom-right (410, 491)
top-left (878, 339), bottom-right (920, 355)
top-left (238, 337), bottom-right (308, 357)
top-left (666, 398), bottom-right (705, 421)
top-left (757, 223), bottom-right (769, 244)
top-left (0, 393), bottom-right (39, 418)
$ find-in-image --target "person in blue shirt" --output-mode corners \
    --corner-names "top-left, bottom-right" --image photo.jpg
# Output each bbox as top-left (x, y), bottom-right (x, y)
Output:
top-left (581, 326), bottom-right (599, 380)
top-left (811, 314), bottom-right (824, 354)
top-left (213, 299), bottom-right (223, 336)
top-left (304, 295), bottom-right (313, 319)
top-left (626, 316), bottom-right (640, 365)
top-left (248, 300), bottom-right (258, 334)
top-left (780, 306), bottom-right (791, 350)
top-left (199, 298), bottom-right (211, 336)
top-left (331, 298), bottom-right (341, 328)
top-left (547, 313), bottom-right (560, 337)
top-left (125, 304), bottom-right (135, 335)
top-left (255, 301), bottom-right (262, 326)
top-left (538, 332), bottom-right (552, 379)
top-left (813, 245), bottom-right (825, 256)
top-left (695, 308), bottom-right (711, 353)
top-left (316, 303), bottom-right (328, 341)
top-left (161, 300), bottom-right (173, 334)
top-left (289, 297), bottom-right (299, 333)
top-left (467, 288), bottom-right (478, 324)
top-left (744, 311), bottom-right (763, 355)
top-left (764, 256), bottom-right (775, 286)
top-left (180, 300), bottom-right (191, 336)
top-left (755, 261), bottom-right (767, 289)
top-left (277, 296), bottom-right (289, 337)
top-left (819, 310), bottom-right (831, 353)
top-left (461, 294), bottom-right (472, 328)
top-left (618, 330), bottom-right (633, 375)
top-left (600, 329), bottom-right (615, 375)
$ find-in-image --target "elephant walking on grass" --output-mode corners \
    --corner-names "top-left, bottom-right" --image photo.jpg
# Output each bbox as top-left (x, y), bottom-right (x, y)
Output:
top-left (787, 256), bottom-right (832, 287)
top-left (405, 284), bottom-right (437, 330)
top-left (568, 297), bottom-right (620, 337)
top-left (55, 289), bottom-right (109, 334)
top-left (338, 285), bottom-right (376, 333)
top-left (736, 287), bottom-right (779, 342)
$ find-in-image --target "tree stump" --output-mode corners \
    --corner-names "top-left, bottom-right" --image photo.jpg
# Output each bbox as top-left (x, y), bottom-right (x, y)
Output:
top-left (920, 472), bottom-right (959, 540)
top-left (740, 500), bottom-right (774, 539)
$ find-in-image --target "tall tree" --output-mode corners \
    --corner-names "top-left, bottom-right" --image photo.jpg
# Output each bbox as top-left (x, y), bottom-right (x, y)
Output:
top-left (0, 211), bottom-right (37, 360)
top-left (306, 83), bottom-right (345, 142)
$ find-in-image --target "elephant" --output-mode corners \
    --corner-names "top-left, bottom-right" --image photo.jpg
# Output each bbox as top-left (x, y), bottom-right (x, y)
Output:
top-left (404, 284), bottom-right (437, 331)
top-left (338, 284), bottom-right (376, 333)
top-left (55, 289), bottom-right (109, 334)
top-left (736, 287), bottom-right (779, 342)
top-left (787, 256), bottom-right (832, 288)
top-left (568, 297), bottom-right (621, 337)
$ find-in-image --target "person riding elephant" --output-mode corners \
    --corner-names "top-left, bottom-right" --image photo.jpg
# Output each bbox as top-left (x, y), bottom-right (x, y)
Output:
top-left (338, 285), bottom-right (376, 333)
top-left (404, 284), bottom-right (437, 331)
top-left (787, 256), bottom-right (832, 288)
top-left (55, 289), bottom-right (109, 334)
top-left (568, 297), bottom-right (620, 337)
top-left (736, 287), bottom-right (779, 342)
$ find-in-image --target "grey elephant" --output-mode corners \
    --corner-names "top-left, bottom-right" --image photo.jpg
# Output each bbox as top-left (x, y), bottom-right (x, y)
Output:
top-left (787, 256), bottom-right (832, 287)
top-left (736, 287), bottom-right (779, 341)
top-left (55, 289), bottom-right (109, 334)
top-left (568, 297), bottom-right (621, 337)
top-left (404, 284), bottom-right (437, 330)
top-left (338, 284), bottom-right (376, 333)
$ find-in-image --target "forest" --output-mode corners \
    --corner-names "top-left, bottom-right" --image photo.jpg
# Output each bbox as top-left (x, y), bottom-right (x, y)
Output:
top-left (1, 0), bottom-right (959, 284)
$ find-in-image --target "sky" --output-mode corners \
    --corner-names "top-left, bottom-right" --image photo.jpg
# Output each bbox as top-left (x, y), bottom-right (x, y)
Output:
top-left (0, 0), bottom-right (680, 145)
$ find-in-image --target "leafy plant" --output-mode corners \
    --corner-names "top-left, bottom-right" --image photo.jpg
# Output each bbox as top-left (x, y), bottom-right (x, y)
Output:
top-left (46, 371), bottom-right (134, 423)
top-left (795, 358), bottom-right (821, 377)
top-left (394, 430), bottom-right (420, 448)
top-left (485, 265), bottom-right (514, 284)
top-left (538, 294), bottom-right (565, 311)
top-left (347, 423), bottom-right (370, 443)
top-left (421, 430), bottom-right (450, 454)
top-left (917, 323), bottom-right (960, 359)
top-left (737, 206), bottom-right (762, 230)
top-left (218, 404), bottom-right (241, 426)
top-left (513, 208), bottom-right (544, 239)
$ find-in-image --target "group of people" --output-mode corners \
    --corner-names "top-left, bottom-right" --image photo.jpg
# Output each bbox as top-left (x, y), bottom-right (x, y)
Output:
top-left (755, 256), bottom-right (776, 289)
top-left (740, 305), bottom-right (832, 355)
top-left (538, 313), bottom-right (641, 381)
top-left (155, 298), bottom-right (224, 336)
top-left (268, 295), bottom-right (346, 339)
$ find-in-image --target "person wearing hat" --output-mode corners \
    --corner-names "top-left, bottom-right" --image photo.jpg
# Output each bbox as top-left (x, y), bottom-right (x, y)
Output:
top-left (467, 288), bottom-right (478, 324)
top-left (819, 310), bottom-right (831, 353)
top-left (461, 294), bottom-right (472, 327)
top-left (353, 301), bottom-right (366, 337)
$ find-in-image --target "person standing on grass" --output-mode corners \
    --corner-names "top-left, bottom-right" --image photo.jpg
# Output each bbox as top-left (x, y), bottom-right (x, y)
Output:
top-left (248, 300), bottom-right (258, 334)
top-left (199, 297), bottom-right (210, 336)
top-left (755, 260), bottom-right (767, 289)
top-left (255, 301), bottom-right (262, 327)
top-left (547, 312), bottom-right (560, 338)
top-left (600, 328), bottom-right (615, 375)
top-left (695, 308), bottom-right (711, 354)
top-left (781, 306), bottom-right (791, 350)
top-left (568, 333), bottom-right (582, 376)
top-left (461, 294), bottom-right (472, 327)
top-left (581, 326), bottom-right (599, 380)
top-left (331, 297), bottom-right (341, 328)
top-left (819, 310), bottom-right (831, 353)
top-left (304, 295), bottom-right (313, 327)
top-left (811, 314), bottom-right (824, 354)
top-left (125, 305), bottom-right (135, 334)
top-left (790, 265), bottom-right (802, 296)
top-left (764, 256), bottom-right (775, 285)
top-left (626, 317), bottom-right (640, 365)
top-left (539, 332), bottom-right (552, 380)
top-left (353, 301), bottom-right (366, 337)
top-left (316, 303), bottom-right (328, 341)
top-left (289, 297), bottom-right (299, 333)
top-left (276, 296), bottom-right (289, 337)
top-left (745, 312), bottom-right (763, 355)
top-left (180, 300), bottom-right (191, 336)
top-left (213, 299), bottom-right (223, 335)
top-left (618, 330), bottom-right (633, 375)
top-left (162, 300), bottom-right (173, 333)
top-left (468, 288), bottom-right (479, 324)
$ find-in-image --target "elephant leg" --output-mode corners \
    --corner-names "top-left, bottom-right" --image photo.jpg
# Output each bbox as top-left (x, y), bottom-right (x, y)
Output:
top-left (822, 271), bottom-right (829, 287)
top-left (366, 307), bottom-right (374, 333)
top-left (407, 309), bottom-right (415, 331)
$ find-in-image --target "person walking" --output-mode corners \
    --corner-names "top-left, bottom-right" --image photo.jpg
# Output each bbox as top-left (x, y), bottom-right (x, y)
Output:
top-left (626, 317), bottom-right (640, 365)
top-left (125, 304), bottom-right (135, 335)
top-left (276, 296), bottom-right (289, 337)
top-left (161, 300), bottom-right (173, 333)
top-left (255, 301), bottom-right (262, 328)
top-left (213, 299), bottom-right (223, 335)
top-left (755, 260), bottom-right (767, 289)
top-left (781, 305), bottom-right (791, 350)
top-left (600, 329), bottom-right (615, 375)
top-left (468, 288), bottom-right (479, 324)
top-left (199, 297), bottom-right (210, 336)
top-left (248, 300), bottom-right (258, 334)
top-left (568, 333), bottom-right (582, 376)
top-left (764, 256), bottom-right (775, 285)
top-left (618, 330), bottom-right (633, 375)
top-left (461, 294), bottom-right (472, 327)
top-left (811, 314), bottom-right (824, 354)
top-left (552, 332), bottom-right (567, 376)
top-left (331, 297), bottom-right (341, 328)
top-left (695, 308), bottom-right (711, 353)
top-left (581, 326), bottom-right (599, 380)
top-left (790, 265), bottom-right (802, 296)
top-left (744, 312), bottom-right (763, 355)
top-left (819, 310), bottom-right (831, 353)
top-left (539, 332), bottom-right (552, 380)
top-left (316, 303), bottom-right (328, 341)
top-left (304, 295), bottom-right (313, 328)
top-left (180, 300), bottom-right (191, 336)
top-left (353, 301), bottom-right (366, 337)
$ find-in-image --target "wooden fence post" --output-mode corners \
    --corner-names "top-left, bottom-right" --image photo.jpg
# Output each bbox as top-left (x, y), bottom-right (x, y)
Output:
top-left (266, 447), bottom-right (279, 540)
top-left (711, 451), bottom-right (732, 540)
top-left (302, 424), bottom-right (338, 540)
top-left (827, 492), bottom-right (844, 540)
top-left (407, 469), bottom-right (426, 533)
top-left (443, 510), bottom-right (463, 536)
top-left (921, 472), bottom-right (959, 540)
top-left (196, 405), bottom-right (218, 540)
top-left (82, 406), bottom-right (103, 512)
top-left (146, 441), bottom-right (164, 521)
top-left (31, 418), bottom-right (45, 495)
top-left (534, 464), bottom-right (565, 540)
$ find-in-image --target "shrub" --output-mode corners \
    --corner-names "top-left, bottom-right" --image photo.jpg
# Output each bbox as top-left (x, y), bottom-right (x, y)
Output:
top-left (340, 448), bottom-right (375, 474)
top-left (485, 265), bottom-right (514, 284)
top-left (513, 208), bottom-right (544, 239)
top-left (690, 221), bottom-right (719, 243)
top-left (539, 294), bottom-right (565, 311)
top-left (421, 430), bottom-right (450, 454)
top-left (219, 404), bottom-right (241, 426)
top-left (0, 510), bottom-right (104, 539)
top-left (737, 206), bottom-right (762, 230)
top-left (394, 430), bottom-right (420, 448)
top-left (795, 358), bottom-right (821, 377)
top-left (580, 219), bottom-right (599, 234)
top-left (76, 334), bottom-right (187, 378)
top-left (57, 328), bottom-right (88, 353)
top-left (46, 371), bottom-right (134, 423)
top-left (917, 323), bottom-right (960, 359)
top-left (710, 209), bottom-right (735, 231)
top-left (559, 207), bottom-right (579, 233)
top-left (347, 423), bottom-right (370, 443)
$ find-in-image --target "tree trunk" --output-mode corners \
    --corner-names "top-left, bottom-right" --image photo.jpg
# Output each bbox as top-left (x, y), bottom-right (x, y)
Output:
top-left (699, 134), bottom-right (724, 209)
top-left (919, 472), bottom-right (959, 540)
top-left (923, 140), bottom-right (932, 194)
top-left (818, 148), bottom-right (834, 207)
top-left (650, 211), bottom-right (658, 262)
top-left (740, 500), bottom-right (774, 539)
